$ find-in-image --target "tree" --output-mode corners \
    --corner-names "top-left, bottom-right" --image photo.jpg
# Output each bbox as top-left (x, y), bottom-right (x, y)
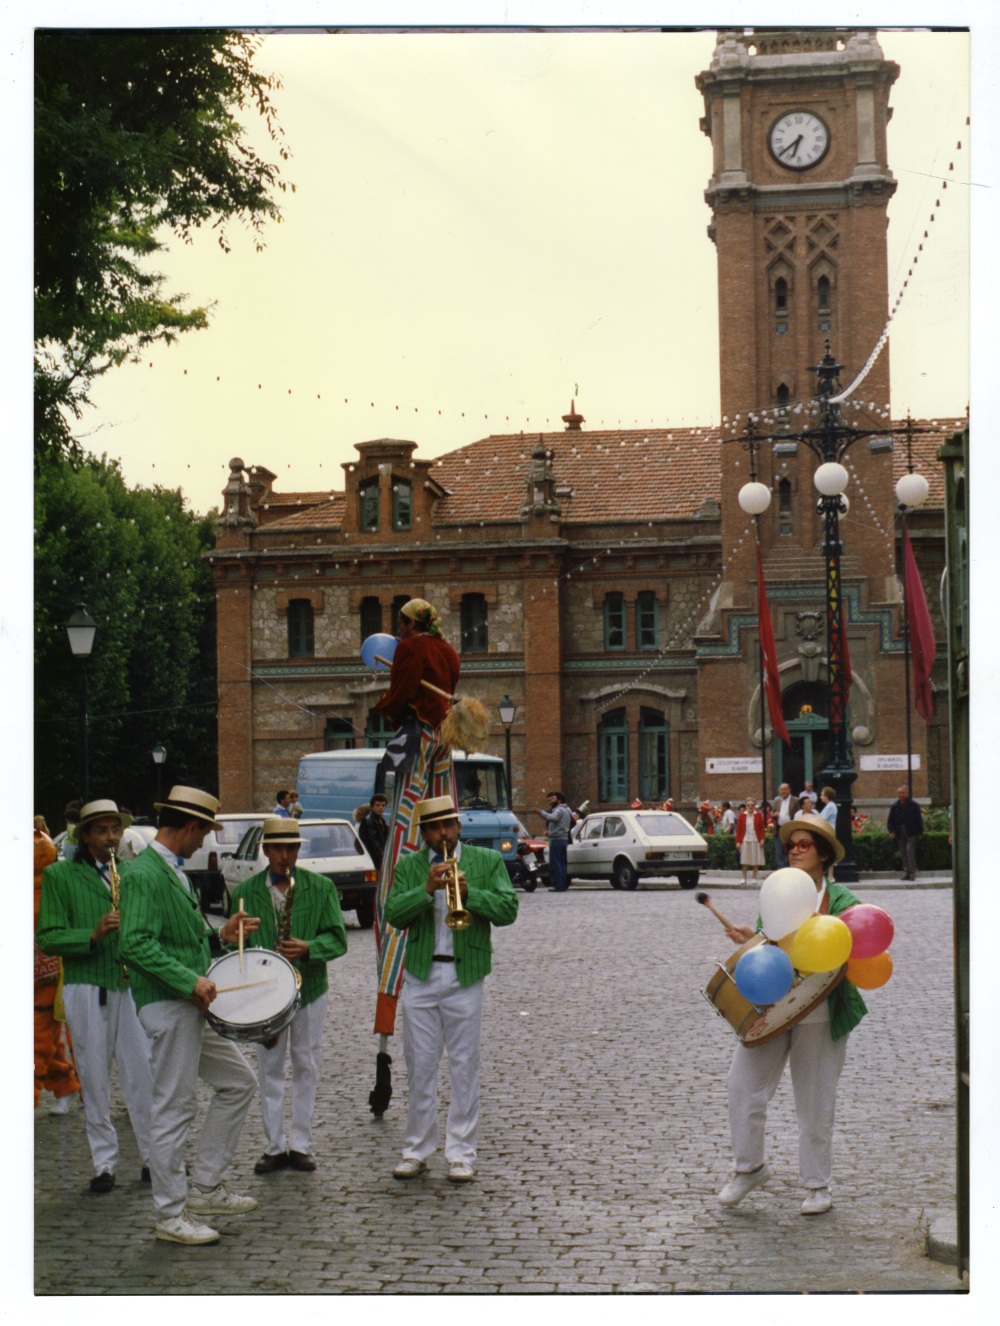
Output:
top-left (34, 454), bottom-right (218, 826)
top-left (34, 29), bottom-right (290, 464)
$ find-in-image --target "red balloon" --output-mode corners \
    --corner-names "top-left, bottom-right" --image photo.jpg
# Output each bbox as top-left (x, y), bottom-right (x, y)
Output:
top-left (840, 904), bottom-right (894, 959)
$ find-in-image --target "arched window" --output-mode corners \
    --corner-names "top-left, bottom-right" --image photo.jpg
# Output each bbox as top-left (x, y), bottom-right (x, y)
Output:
top-left (359, 596), bottom-right (381, 644)
top-left (817, 275), bottom-right (831, 314)
top-left (324, 717), bottom-right (355, 750)
top-left (636, 591), bottom-right (658, 649)
top-left (638, 708), bottom-right (669, 801)
top-left (460, 593), bottom-right (489, 654)
top-left (779, 478), bottom-right (793, 537)
top-left (604, 592), bottom-right (626, 650)
top-left (287, 600), bottom-right (315, 657)
top-left (775, 277), bottom-right (788, 312)
top-left (365, 709), bottom-right (394, 749)
top-left (392, 479), bottom-right (412, 531)
top-left (598, 708), bottom-right (628, 802)
top-left (359, 478), bottom-right (379, 532)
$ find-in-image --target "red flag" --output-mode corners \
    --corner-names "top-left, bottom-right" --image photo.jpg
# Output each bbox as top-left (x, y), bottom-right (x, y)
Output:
top-left (757, 546), bottom-right (791, 746)
top-left (903, 523), bottom-right (937, 721)
top-left (839, 608), bottom-right (853, 714)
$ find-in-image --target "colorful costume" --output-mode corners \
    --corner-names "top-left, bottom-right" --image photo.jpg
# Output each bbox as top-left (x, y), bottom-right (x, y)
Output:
top-left (33, 828), bottom-right (80, 1108)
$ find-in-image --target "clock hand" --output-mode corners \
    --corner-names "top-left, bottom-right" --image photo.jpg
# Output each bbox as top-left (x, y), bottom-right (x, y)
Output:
top-left (778, 134), bottom-right (804, 160)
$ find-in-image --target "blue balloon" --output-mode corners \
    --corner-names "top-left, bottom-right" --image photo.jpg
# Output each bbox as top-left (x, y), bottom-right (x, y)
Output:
top-left (734, 944), bottom-right (795, 1006)
top-left (361, 633), bottom-right (397, 670)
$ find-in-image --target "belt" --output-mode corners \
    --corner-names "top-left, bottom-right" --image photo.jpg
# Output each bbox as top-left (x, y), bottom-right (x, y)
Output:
top-left (431, 954), bottom-right (454, 963)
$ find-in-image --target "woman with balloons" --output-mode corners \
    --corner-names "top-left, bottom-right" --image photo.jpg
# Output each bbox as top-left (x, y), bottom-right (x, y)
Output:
top-left (717, 813), bottom-right (893, 1217)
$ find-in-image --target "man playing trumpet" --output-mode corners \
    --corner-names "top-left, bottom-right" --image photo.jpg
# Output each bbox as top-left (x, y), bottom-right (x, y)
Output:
top-left (384, 796), bottom-right (518, 1184)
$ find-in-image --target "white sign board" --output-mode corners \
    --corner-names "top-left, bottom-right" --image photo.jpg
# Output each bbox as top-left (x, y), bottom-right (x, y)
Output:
top-left (859, 754), bottom-right (922, 771)
top-left (705, 757), bottom-right (764, 774)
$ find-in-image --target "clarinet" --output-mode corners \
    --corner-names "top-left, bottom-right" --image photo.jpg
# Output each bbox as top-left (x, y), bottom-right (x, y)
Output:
top-left (277, 870), bottom-right (296, 943)
top-left (107, 850), bottom-right (129, 985)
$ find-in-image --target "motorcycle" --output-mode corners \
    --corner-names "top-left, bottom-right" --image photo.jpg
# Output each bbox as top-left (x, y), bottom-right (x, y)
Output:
top-left (511, 835), bottom-right (547, 892)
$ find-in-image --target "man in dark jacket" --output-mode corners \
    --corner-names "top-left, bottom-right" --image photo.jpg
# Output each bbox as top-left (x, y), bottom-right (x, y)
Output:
top-left (886, 786), bottom-right (923, 880)
top-left (358, 794), bottom-right (389, 875)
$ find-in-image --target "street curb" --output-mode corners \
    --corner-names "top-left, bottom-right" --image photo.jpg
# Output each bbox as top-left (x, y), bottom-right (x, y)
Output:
top-left (925, 1212), bottom-right (961, 1269)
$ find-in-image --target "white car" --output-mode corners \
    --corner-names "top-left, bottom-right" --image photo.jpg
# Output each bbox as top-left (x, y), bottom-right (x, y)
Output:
top-left (222, 818), bottom-right (379, 928)
top-left (183, 813), bottom-right (268, 913)
top-left (567, 809), bottom-right (708, 890)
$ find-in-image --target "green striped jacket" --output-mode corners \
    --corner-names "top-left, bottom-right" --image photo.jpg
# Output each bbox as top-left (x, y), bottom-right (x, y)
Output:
top-left (384, 843), bottom-right (518, 988)
top-left (240, 867), bottom-right (347, 1007)
top-left (119, 844), bottom-right (216, 1011)
top-left (36, 856), bottom-right (131, 990)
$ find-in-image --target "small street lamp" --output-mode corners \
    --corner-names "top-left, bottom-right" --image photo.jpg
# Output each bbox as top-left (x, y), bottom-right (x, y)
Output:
top-left (65, 605), bottom-right (97, 802)
top-left (151, 742), bottom-right (167, 807)
top-left (497, 695), bottom-right (516, 807)
top-left (895, 465), bottom-right (930, 800)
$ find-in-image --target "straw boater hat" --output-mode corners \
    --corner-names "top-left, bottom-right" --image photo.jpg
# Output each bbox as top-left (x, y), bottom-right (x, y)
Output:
top-left (76, 799), bottom-right (133, 831)
top-left (416, 795), bottom-right (459, 825)
top-left (261, 817), bottom-right (302, 846)
top-left (779, 812), bottom-right (845, 864)
top-left (154, 785), bottom-right (223, 830)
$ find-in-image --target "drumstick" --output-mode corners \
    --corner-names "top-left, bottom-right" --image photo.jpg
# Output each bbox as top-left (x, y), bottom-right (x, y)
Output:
top-left (238, 897), bottom-right (244, 973)
top-left (373, 654), bottom-right (454, 701)
top-left (696, 890), bottom-right (738, 932)
top-left (215, 978), bottom-right (278, 994)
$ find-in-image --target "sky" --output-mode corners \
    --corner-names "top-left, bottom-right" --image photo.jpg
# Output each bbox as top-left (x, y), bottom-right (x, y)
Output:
top-left (21, 7), bottom-right (980, 518)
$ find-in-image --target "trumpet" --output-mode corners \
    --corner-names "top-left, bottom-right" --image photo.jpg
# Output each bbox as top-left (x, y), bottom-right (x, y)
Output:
top-left (442, 843), bottom-right (472, 931)
top-left (108, 850), bottom-right (129, 986)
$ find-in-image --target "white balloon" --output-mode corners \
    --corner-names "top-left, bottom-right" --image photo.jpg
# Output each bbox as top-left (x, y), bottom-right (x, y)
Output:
top-left (759, 867), bottom-right (819, 940)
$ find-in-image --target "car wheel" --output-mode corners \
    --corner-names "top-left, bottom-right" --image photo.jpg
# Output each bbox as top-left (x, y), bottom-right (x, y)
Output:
top-left (522, 873), bottom-right (537, 893)
top-left (613, 858), bottom-right (639, 891)
top-left (221, 888), bottom-right (233, 919)
top-left (355, 899), bottom-right (376, 929)
top-left (678, 872), bottom-right (699, 890)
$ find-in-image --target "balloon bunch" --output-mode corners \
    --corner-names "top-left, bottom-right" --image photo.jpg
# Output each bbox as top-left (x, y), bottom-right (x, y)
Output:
top-left (733, 868), bottom-right (894, 1005)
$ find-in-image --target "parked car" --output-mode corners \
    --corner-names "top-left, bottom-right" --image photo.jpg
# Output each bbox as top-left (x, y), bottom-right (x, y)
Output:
top-left (566, 809), bottom-right (708, 889)
top-left (184, 813), bottom-right (267, 913)
top-left (222, 817), bottom-right (379, 927)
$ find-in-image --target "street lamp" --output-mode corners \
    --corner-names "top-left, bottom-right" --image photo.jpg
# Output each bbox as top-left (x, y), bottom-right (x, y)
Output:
top-left (497, 695), bottom-right (516, 807)
top-left (896, 463), bottom-right (930, 799)
top-left (151, 742), bottom-right (167, 807)
top-left (65, 605), bottom-right (97, 803)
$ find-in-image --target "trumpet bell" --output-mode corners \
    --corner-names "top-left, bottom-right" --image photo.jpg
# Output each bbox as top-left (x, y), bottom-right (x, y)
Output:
top-left (445, 907), bottom-right (472, 932)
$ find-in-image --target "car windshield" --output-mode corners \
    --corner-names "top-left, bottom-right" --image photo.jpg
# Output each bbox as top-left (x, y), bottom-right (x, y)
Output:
top-left (298, 823), bottom-right (363, 859)
top-left (635, 813), bottom-right (699, 837)
top-left (216, 819), bottom-right (260, 846)
top-left (456, 763), bottom-right (507, 810)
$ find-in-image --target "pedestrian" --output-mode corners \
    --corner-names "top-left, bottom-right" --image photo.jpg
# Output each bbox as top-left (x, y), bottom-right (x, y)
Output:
top-left (719, 802), bottom-right (736, 834)
top-left (36, 799), bottom-right (154, 1193)
top-left (119, 785), bottom-right (262, 1245)
top-left (535, 791), bottom-right (573, 891)
top-left (289, 791), bottom-right (304, 819)
top-left (272, 790), bottom-right (293, 818)
top-left (241, 818), bottom-right (347, 1174)
top-left (886, 785), bottom-right (923, 880)
top-left (34, 820), bottom-right (81, 1115)
top-left (769, 784), bottom-right (800, 867)
top-left (717, 814), bottom-right (867, 1216)
top-left (385, 796), bottom-right (518, 1183)
top-left (735, 797), bottom-right (765, 886)
top-left (54, 800), bottom-right (81, 860)
top-left (818, 786), bottom-right (838, 828)
top-left (358, 792), bottom-right (389, 876)
top-left (695, 801), bottom-right (715, 836)
top-left (795, 796), bottom-right (814, 819)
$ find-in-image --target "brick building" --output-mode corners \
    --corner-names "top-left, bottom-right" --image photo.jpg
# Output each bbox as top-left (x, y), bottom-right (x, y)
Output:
top-left (210, 28), bottom-right (960, 821)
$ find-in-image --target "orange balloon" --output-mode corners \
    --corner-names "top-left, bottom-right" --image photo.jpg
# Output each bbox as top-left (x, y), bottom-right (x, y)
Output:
top-left (846, 951), bottom-right (893, 990)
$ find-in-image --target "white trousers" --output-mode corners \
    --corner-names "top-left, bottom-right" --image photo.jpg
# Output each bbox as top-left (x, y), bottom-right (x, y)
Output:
top-left (256, 993), bottom-right (328, 1156)
top-left (727, 1020), bottom-right (848, 1190)
top-left (138, 1000), bottom-right (256, 1219)
top-left (61, 983), bottom-right (154, 1175)
top-left (400, 964), bottom-right (484, 1165)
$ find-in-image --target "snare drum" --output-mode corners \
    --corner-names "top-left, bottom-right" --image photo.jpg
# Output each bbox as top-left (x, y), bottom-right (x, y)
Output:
top-left (704, 935), bottom-right (846, 1047)
top-left (205, 949), bottom-right (301, 1044)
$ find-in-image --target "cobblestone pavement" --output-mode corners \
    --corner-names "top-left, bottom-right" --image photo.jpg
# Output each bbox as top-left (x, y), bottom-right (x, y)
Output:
top-left (33, 881), bottom-right (967, 1296)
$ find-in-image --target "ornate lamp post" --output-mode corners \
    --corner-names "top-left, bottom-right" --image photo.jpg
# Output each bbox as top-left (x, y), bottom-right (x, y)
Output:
top-left (151, 742), bottom-right (167, 807)
top-left (497, 695), bottom-right (516, 807)
top-left (895, 462), bottom-right (930, 799)
top-left (736, 420), bottom-right (773, 815)
top-left (65, 605), bottom-right (97, 803)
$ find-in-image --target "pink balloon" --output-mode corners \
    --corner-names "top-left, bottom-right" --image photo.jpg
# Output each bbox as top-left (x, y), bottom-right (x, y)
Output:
top-left (840, 904), bottom-right (894, 959)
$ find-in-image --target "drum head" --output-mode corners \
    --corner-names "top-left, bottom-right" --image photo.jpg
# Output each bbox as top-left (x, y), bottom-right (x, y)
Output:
top-left (207, 949), bottom-right (299, 1029)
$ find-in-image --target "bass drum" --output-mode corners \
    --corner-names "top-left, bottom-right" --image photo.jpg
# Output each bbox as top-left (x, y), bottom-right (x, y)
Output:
top-left (704, 934), bottom-right (846, 1047)
top-left (205, 949), bottom-right (301, 1044)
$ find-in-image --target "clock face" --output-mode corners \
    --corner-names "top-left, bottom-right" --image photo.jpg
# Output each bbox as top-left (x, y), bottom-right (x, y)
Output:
top-left (768, 111), bottom-right (830, 171)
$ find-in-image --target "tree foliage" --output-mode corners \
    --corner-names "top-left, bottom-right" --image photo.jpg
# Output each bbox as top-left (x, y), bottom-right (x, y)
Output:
top-left (34, 453), bottom-right (218, 826)
top-left (34, 28), bottom-right (290, 463)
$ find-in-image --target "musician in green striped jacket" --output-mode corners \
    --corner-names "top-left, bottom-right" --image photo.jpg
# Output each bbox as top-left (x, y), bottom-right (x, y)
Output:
top-left (36, 799), bottom-right (153, 1194)
top-left (241, 818), bottom-right (348, 1174)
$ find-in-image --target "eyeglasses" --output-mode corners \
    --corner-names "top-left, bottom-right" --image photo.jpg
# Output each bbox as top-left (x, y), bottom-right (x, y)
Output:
top-left (787, 840), bottom-right (817, 854)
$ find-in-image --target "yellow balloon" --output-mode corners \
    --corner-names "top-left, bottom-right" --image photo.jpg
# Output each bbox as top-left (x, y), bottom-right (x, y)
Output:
top-left (789, 915), bottom-right (852, 974)
top-left (847, 951), bottom-right (893, 990)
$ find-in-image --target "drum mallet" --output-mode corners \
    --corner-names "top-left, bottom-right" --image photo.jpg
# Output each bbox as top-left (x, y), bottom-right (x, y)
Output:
top-left (696, 891), bottom-right (737, 932)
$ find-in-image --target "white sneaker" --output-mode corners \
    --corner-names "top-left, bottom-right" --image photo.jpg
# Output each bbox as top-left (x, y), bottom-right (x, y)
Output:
top-left (155, 1211), bottom-right (220, 1244)
top-left (392, 1157), bottom-right (427, 1179)
top-left (186, 1181), bottom-right (257, 1215)
top-left (718, 1163), bottom-right (773, 1207)
top-left (801, 1187), bottom-right (832, 1215)
top-left (447, 1160), bottom-right (476, 1184)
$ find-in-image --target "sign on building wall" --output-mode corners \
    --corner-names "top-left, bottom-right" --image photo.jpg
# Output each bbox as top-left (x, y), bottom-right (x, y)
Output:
top-left (859, 754), bottom-right (922, 771)
top-left (705, 757), bottom-right (764, 774)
